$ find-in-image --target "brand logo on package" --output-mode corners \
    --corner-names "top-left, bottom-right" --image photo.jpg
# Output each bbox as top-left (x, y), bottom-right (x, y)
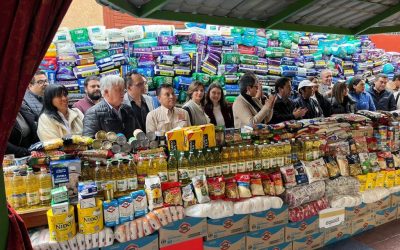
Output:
top-left (336, 232), bottom-right (343, 239)
top-left (135, 195), bottom-right (144, 202)
top-left (299, 222), bottom-right (308, 231)
top-left (384, 210), bottom-right (390, 218)
top-left (125, 244), bottom-right (139, 250)
top-left (223, 219), bottom-right (233, 228)
top-left (179, 222), bottom-right (191, 233)
top-left (84, 216), bottom-right (99, 223)
top-left (362, 222), bottom-right (369, 229)
top-left (262, 231), bottom-right (272, 241)
top-left (266, 211), bottom-right (276, 221)
top-left (107, 207), bottom-right (115, 213)
top-left (306, 235), bottom-right (314, 245)
top-left (122, 202), bottom-right (130, 208)
top-left (354, 206), bottom-right (360, 214)
top-left (220, 240), bottom-right (231, 250)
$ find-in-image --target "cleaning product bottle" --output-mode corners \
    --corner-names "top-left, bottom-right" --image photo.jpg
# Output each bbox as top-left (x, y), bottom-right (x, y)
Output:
top-left (26, 168), bottom-right (39, 208)
top-left (167, 151), bottom-right (178, 182)
top-left (12, 169), bottom-right (26, 209)
top-left (39, 167), bottom-right (52, 206)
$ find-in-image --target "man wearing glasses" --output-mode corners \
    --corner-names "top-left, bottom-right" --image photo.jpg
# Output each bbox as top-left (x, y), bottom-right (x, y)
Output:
top-left (23, 70), bottom-right (49, 121)
top-left (123, 72), bottom-right (155, 132)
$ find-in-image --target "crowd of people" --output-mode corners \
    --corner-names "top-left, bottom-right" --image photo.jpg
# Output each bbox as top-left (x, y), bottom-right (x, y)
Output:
top-left (6, 69), bottom-right (400, 157)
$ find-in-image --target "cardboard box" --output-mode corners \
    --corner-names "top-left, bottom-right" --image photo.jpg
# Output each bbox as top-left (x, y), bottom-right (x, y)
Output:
top-left (351, 214), bottom-right (376, 235)
top-left (285, 216), bottom-right (319, 242)
top-left (103, 233), bottom-right (158, 250)
top-left (249, 205), bottom-right (288, 232)
top-left (366, 195), bottom-right (391, 211)
top-left (323, 222), bottom-right (351, 245)
top-left (183, 129), bottom-right (203, 151)
top-left (391, 192), bottom-right (400, 207)
top-left (292, 232), bottom-right (324, 250)
top-left (318, 208), bottom-right (345, 229)
top-left (204, 233), bottom-right (246, 250)
top-left (262, 242), bottom-right (292, 250)
top-left (375, 206), bottom-right (398, 226)
top-left (345, 203), bottom-right (369, 219)
top-left (198, 124), bottom-right (216, 148)
top-left (207, 214), bottom-right (249, 241)
top-left (159, 217), bottom-right (207, 248)
top-left (166, 129), bottom-right (185, 151)
top-left (246, 225), bottom-right (285, 249)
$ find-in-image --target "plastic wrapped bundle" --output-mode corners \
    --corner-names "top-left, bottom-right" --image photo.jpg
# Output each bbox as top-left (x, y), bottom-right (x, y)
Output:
top-left (289, 197), bottom-right (329, 222)
top-left (122, 25), bottom-right (144, 41)
top-left (330, 194), bottom-right (362, 208)
top-left (56, 41), bottom-right (77, 56)
top-left (88, 25), bottom-right (107, 41)
top-left (324, 177), bottom-right (360, 201)
top-left (362, 187), bottom-right (390, 203)
top-left (70, 28), bottom-right (89, 43)
top-left (284, 180), bottom-right (325, 208)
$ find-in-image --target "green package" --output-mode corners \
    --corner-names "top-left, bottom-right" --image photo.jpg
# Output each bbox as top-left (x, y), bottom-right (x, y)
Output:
top-left (93, 50), bottom-right (110, 61)
top-left (70, 28), bottom-right (89, 43)
top-left (239, 55), bottom-right (259, 65)
top-left (210, 75), bottom-right (225, 87)
top-left (222, 53), bottom-right (240, 64)
top-left (266, 47), bottom-right (285, 58)
top-left (192, 73), bottom-right (211, 85)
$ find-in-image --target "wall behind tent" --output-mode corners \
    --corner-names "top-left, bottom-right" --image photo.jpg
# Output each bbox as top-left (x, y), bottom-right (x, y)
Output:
top-left (370, 34), bottom-right (400, 53)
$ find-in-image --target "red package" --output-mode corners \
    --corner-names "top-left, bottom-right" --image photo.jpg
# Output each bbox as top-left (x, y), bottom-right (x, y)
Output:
top-left (261, 173), bottom-right (276, 196)
top-left (269, 172), bottom-right (285, 195)
top-left (366, 137), bottom-right (378, 152)
top-left (161, 182), bottom-right (182, 207)
top-left (207, 176), bottom-right (226, 200)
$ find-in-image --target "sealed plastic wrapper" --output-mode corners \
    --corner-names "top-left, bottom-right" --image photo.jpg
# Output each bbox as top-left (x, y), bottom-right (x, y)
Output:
top-left (192, 175), bottom-right (211, 203)
top-left (250, 173), bottom-right (264, 196)
top-left (375, 171), bottom-right (386, 188)
top-left (359, 153), bottom-right (371, 174)
top-left (142, 217), bottom-right (154, 236)
top-left (225, 178), bottom-right (239, 200)
top-left (284, 180), bottom-right (325, 208)
top-left (323, 156), bottom-right (340, 179)
top-left (131, 190), bottom-right (148, 217)
top-left (347, 154), bottom-right (362, 176)
top-left (336, 155), bottom-right (350, 176)
top-left (288, 197), bottom-right (329, 222)
top-left (324, 177), bottom-right (361, 201)
top-left (207, 176), bottom-right (226, 200)
top-left (293, 161), bottom-right (309, 184)
top-left (358, 175), bottom-right (367, 192)
top-left (153, 208), bottom-right (168, 226)
top-left (368, 153), bottom-right (380, 172)
top-left (384, 170), bottom-right (395, 188)
top-left (366, 172), bottom-right (377, 189)
top-left (181, 184), bottom-right (197, 207)
top-left (161, 182), bottom-right (183, 206)
top-left (280, 165), bottom-right (297, 188)
top-left (270, 172), bottom-right (285, 195)
top-left (261, 174), bottom-right (276, 196)
top-left (304, 158), bottom-right (329, 183)
top-left (236, 174), bottom-right (252, 198)
top-left (145, 212), bottom-right (161, 230)
top-left (354, 136), bottom-right (368, 153)
top-left (145, 177), bottom-right (163, 210)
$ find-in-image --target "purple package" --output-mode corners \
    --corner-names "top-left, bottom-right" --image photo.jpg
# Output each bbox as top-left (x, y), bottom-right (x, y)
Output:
top-left (151, 46), bottom-right (170, 56)
top-left (205, 55), bottom-right (220, 67)
top-left (109, 42), bottom-right (124, 49)
top-left (133, 48), bottom-right (152, 57)
top-left (209, 52), bottom-right (221, 61)
top-left (57, 54), bottom-right (76, 67)
top-left (256, 47), bottom-right (266, 58)
top-left (268, 40), bottom-right (280, 47)
top-left (174, 54), bottom-right (191, 66)
top-left (189, 33), bottom-right (208, 44)
top-left (207, 46), bottom-right (223, 55)
top-left (157, 36), bottom-right (177, 46)
top-left (257, 58), bottom-right (268, 65)
top-left (239, 64), bottom-right (256, 73)
top-left (267, 58), bottom-right (281, 66)
top-left (56, 66), bottom-right (76, 81)
top-left (157, 65), bottom-right (174, 71)
top-left (255, 65), bottom-right (268, 75)
top-left (218, 64), bottom-right (238, 75)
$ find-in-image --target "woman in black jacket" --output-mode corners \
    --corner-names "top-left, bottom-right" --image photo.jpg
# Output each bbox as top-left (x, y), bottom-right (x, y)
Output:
top-left (204, 83), bottom-right (234, 128)
top-left (328, 81), bottom-right (357, 114)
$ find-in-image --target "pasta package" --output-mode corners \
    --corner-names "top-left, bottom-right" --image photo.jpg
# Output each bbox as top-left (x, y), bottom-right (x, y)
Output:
top-left (269, 172), bottom-right (285, 195)
top-left (323, 156), bottom-right (340, 179)
top-left (375, 171), bottom-right (386, 188)
top-left (236, 174), bottom-right (252, 198)
top-left (359, 153), bottom-right (371, 174)
top-left (207, 177), bottom-right (226, 200)
top-left (225, 178), bottom-right (239, 200)
top-left (192, 175), bottom-right (210, 203)
top-left (261, 174), bottom-right (276, 196)
top-left (395, 169), bottom-right (400, 186)
top-left (304, 158), bottom-right (329, 183)
top-left (357, 175), bottom-right (367, 192)
top-left (347, 154), bottom-right (362, 177)
top-left (250, 173), bottom-right (264, 196)
top-left (145, 177), bottom-right (163, 211)
top-left (161, 182), bottom-right (183, 206)
top-left (366, 173), bottom-right (377, 190)
top-left (368, 153), bottom-right (380, 172)
top-left (384, 170), bottom-right (395, 188)
top-left (336, 155), bottom-right (349, 176)
top-left (181, 184), bottom-right (197, 207)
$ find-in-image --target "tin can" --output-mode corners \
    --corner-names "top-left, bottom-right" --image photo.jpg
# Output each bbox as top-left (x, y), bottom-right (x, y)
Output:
top-left (134, 129), bottom-right (146, 140)
top-left (102, 141), bottom-right (112, 150)
top-left (121, 143), bottom-right (132, 153)
top-left (116, 133), bottom-right (127, 145)
top-left (149, 141), bottom-right (159, 149)
top-left (106, 132), bottom-right (117, 142)
top-left (131, 140), bottom-right (140, 150)
top-left (92, 139), bottom-right (102, 149)
top-left (141, 139), bottom-right (150, 149)
top-left (111, 143), bottom-right (121, 154)
top-left (146, 131), bottom-right (156, 141)
top-left (95, 131), bottom-right (107, 140)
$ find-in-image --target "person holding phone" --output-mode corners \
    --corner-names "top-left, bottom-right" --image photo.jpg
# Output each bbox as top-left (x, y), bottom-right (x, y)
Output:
top-left (270, 77), bottom-right (307, 124)
top-left (233, 73), bottom-right (276, 128)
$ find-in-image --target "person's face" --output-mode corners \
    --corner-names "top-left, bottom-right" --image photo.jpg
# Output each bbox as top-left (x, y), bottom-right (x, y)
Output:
top-left (375, 77), bottom-right (388, 92)
top-left (158, 87), bottom-right (176, 109)
top-left (280, 81), bottom-right (292, 98)
top-left (247, 82), bottom-right (259, 97)
top-left (192, 86), bottom-right (205, 104)
top-left (29, 74), bottom-right (49, 96)
top-left (354, 80), bottom-right (365, 93)
top-left (321, 71), bottom-right (333, 85)
top-left (301, 86), bottom-right (313, 99)
top-left (395, 79), bottom-right (400, 88)
top-left (128, 75), bottom-right (147, 96)
top-left (209, 87), bottom-right (222, 104)
top-left (52, 93), bottom-right (68, 113)
top-left (86, 80), bottom-right (101, 100)
top-left (104, 85), bottom-right (125, 108)
top-left (343, 87), bottom-right (348, 96)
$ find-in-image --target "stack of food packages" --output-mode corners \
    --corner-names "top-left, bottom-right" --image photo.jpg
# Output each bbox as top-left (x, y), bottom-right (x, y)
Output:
top-left (16, 111), bottom-right (400, 249)
top-left (41, 24), bottom-right (400, 100)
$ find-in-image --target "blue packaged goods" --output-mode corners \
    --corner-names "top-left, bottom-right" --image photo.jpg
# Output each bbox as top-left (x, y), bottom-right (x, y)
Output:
top-left (103, 200), bottom-right (120, 227)
top-left (78, 182), bottom-right (98, 199)
top-left (136, 67), bottom-right (154, 77)
top-left (222, 37), bottom-right (234, 46)
top-left (50, 159), bottom-right (81, 198)
top-left (118, 196), bottom-right (134, 223)
top-left (281, 65), bottom-right (298, 77)
top-left (173, 76), bottom-right (192, 90)
top-left (109, 42), bottom-right (124, 49)
top-left (99, 69), bottom-right (120, 78)
top-left (218, 64), bottom-right (238, 75)
top-left (151, 46), bottom-right (170, 56)
top-left (208, 36), bottom-right (223, 46)
top-left (238, 64), bottom-right (256, 73)
top-left (75, 41), bottom-right (93, 54)
top-left (131, 190), bottom-right (148, 217)
top-left (133, 38), bottom-right (158, 48)
top-left (73, 64), bottom-right (100, 78)
top-left (174, 53), bottom-right (191, 66)
top-left (182, 43), bottom-right (198, 53)
top-left (111, 53), bottom-right (128, 66)
top-left (133, 48), bottom-right (152, 57)
top-left (56, 66), bottom-right (76, 81)
top-left (96, 57), bottom-right (115, 71)
top-left (157, 36), bottom-right (177, 46)
top-left (158, 55), bottom-right (175, 66)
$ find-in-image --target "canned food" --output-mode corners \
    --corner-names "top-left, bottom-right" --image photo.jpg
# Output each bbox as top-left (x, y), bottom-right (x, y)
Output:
top-left (146, 131), bottom-right (156, 141)
top-left (102, 141), bottom-right (112, 150)
top-left (121, 143), bottom-right (132, 153)
top-left (131, 140), bottom-right (140, 150)
top-left (149, 141), bottom-right (159, 149)
top-left (92, 139), bottom-right (103, 149)
top-left (95, 131), bottom-right (107, 140)
top-left (116, 133), bottom-right (127, 145)
top-left (106, 132), bottom-right (117, 142)
top-left (111, 143), bottom-right (121, 154)
top-left (141, 139), bottom-right (150, 149)
top-left (134, 129), bottom-right (146, 140)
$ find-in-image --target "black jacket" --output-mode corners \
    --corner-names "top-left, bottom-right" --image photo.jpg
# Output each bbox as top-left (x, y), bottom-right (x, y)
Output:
top-left (83, 100), bottom-right (140, 138)
top-left (314, 91), bottom-right (332, 117)
top-left (6, 103), bottom-right (39, 157)
top-left (294, 96), bottom-right (324, 119)
top-left (270, 95), bottom-right (296, 124)
top-left (23, 90), bottom-right (43, 122)
top-left (204, 103), bottom-right (234, 128)
top-left (328, 96), bottom-right (357, 114)
top-left (367, 88), bottom-right (396, 111)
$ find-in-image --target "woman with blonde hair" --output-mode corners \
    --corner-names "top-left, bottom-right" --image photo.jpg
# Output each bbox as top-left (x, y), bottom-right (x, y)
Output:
top-left (182, 81), bottom-right (210, 125)
top-left (328, 81), bottom-right (356, 114)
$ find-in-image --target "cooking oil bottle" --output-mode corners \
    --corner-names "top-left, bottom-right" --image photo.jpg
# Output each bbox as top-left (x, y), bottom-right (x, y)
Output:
top-left (312, 136), bottom-right (321, 160)
top-left (253, 144), bottom-right (262, 171)
top-left (303, 137), bottom-right (313, 161)
top-left (26, 168), bottom-right (39, 208)
top-left (261, 143), bottom-right (270, 170)
top-left (205, 148), bottom-right (215, 177)
top-left (188, 150), bottom-right (198, 179)
top-left (147, 155), bottom-right (158, 177)
top-left (230, 146), bottom-right (238, 174)
top-left (238, 145), bottom-right (246, 173)
top-left (221, 147), bottom-right (230, 176)
top-left (4, 169), bottom-right (13, 204)
top-left (94, 161), bottom-right (105, 198)
top-left (127, 159), bottom-right (138, 191)
top-left (156, 154), bottom-right (168, 182)
top-left (284, 140), bottom-right (292, 165)
top-left (116, 160), bottom-right (128, 196)
top-left (290, 138), bottom-right (300, 163)
top-left (245, 145), bottom-right (254, 172)
top-left (110, 160), bottom-right (120, 194)
top-left (137, 156), bottom-right (148, 188)
top-left (178, 151), bottom-right (190, 183)
top-left (275, 142), bottom-right (285, 167)
top-left (39, 167), bottom-right (52, 206)
top-left (12, 169), bottom-right (26, 209)
top-left (213, 147), bottom-right (222, 176)
top-left (167, 151), bottom-right (178, 182)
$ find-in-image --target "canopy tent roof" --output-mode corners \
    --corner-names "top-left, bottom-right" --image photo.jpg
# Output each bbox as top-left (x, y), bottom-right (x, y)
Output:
top-left (96, 0), bottom-right (400, 35)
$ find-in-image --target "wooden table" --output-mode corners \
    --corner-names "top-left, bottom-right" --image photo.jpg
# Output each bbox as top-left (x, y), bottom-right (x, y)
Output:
top-left (18, 207), bottom-right (50, 229)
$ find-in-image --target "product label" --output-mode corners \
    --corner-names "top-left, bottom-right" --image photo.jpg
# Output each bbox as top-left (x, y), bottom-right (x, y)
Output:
top-left (168, 171), bottom-right (178, 182)
top-left (246, 161), bottom-right (254, 172)
top-left (39, 188), bottom-right (51, 201)
top-left (95, 181), bottom-right (104, 191)
top-left (188, 169), bottom-right (197, 178)
top-left (214, 165), bottom-right (222, 176)
top-left (12, 194), bottom-right (26, 208)
top-left (127, 177), bottom-right (138, 190)
top-left (262, 159), bottom-right (270, 169)
top-left (117, 179), bottom-right (128, 192)
top-left (197, 168), bottom-right (206, 176)
top-left (158, 172), bottom-right (168, 182)
top-left (230, 163), bottom-right (238, 174)
top-left (179, 168), bottom-right (189, 180)
top-left (238, 162), bottom-right (246, 173)
top-left (254, 160), bottom-right (262, 171)
top-left (27, 192), bottom-right (39, 206)
top-left (276, 157), bottom-right (285, 167)
top-left (206, 166), bottom-right (214, 177)
top-left (138, 174), bottom-right (147, 186)
top-left (109, 180), bottom-right (117, 192)
top-left (222, 164), bottom-right (230, 175)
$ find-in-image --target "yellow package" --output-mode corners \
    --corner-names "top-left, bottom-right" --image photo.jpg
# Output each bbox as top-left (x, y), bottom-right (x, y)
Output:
top-left (183, 129), bottom-right (203, 151)
top-left (47, 206), bottom-right (76, 241)
top-left (166, 129), bottom-right (185, 151)
top-left (357, 175), bottom-right (367, 192)
top-left (375, 171), bottom-right (386, 188)
top-left (366, 173), bottom-right (377, 190)
top-left (395, 169), bottom-right (400, 186)
top-left (197, 124), bottom-right (216, 148)
top-left (384, 170), bottom-right (396, 188)
top-left (77, 200), bottom-right (104, 234)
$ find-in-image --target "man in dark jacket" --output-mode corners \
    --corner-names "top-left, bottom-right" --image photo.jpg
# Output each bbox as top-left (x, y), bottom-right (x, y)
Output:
top-left (270, 77), bottom-right (307, 124)
top-left (368, 74), bottom-right (396, 111)
top-left (294, 80), bottom-right (324, 119)
top-left (83, 75), bottom-right (140, 138)
top-left (23, 70), bottom-right (49, 122)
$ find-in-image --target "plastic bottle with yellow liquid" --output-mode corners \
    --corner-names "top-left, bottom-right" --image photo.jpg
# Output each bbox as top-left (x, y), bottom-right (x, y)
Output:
top-left (127, 159), bottom-right (138, 191)
top-left (188, 151), bottom-right (198, 179)
top-left (193, 150), bottom-right (204, 177)
top-left (178, 151), bottom-right (190, 183)
top-left (284, 140), bottom-right (292, 165)
top-left (261, 143), bottom-right (270, 170)
top-left (110, 160), bottom-right (121, 195)
top-left (39, 167), bottom-right (52, 206)
top-left (303, 137), bottom-right (313, 161)
top-left (205, 149), bottom-right (215, 177)
top-left (245, 145), bottom-right (254, 172)
top-left (312, 136), bottom-right (321, 160)
top-left (167, 151), bottom-right (178, 182)
top-left (237, 145), bottom-right (246, 173)
top-left (221, 147), bottom-right (230, 176)
top-left (253, 144), bottom-right (263, 171)
top-left (147, 155), bottom-right (158, 177)
top-left (12, 169), bottom-right (26, 209)
top-left (26, 168), bottom-right (39, 208)
top-left (213, 147), bottom-right (222, 176)
top-left (4, 169), bottom-right (13, 204)
top-left (137, 156), bottom-right (148, 188)
top-left (156, 154), bottom-right (168, 182)
top-left (230, 146), bottom-right (239, 174)
top-left (275, 142), bottom-right (285, 167)
top-left (116, 160), bottom-right (128, 196)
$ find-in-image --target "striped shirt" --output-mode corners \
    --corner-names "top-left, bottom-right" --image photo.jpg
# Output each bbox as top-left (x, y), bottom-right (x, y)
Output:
top-left (145, 105), bottom-right (191, 133)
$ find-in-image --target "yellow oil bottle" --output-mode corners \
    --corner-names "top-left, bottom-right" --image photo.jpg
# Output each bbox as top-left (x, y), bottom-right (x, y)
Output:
top-left (127, 159), bottom-right (138, 191)
top-left (238, 145), bottom-right (246, 173)
top-left (221, 147), bottom-right (230, 176)
top-left (178, 151), bottom-right (190, 183)
top-left (137, 156), bottom-right (148, 188)
top-left (167, 151), bottom-right (178, 182)
top-left (12, 169), bottom-right (26, 209)
top-left (230, 146), bottom-right (238, 174)
top-left (39, 167), bottom-right (52, 206)
top-left (26, 168), bottom-right (39, 208)
top-left (156, 154), bottom-right (168, 182)
top-left (213, 147), bottom-right (222, 176)
top-left (205, 148), bottom-right (215, 177)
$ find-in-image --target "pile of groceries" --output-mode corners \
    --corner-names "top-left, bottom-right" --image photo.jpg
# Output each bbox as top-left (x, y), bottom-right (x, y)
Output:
top-left (5, 110), bottom-right (400, 249)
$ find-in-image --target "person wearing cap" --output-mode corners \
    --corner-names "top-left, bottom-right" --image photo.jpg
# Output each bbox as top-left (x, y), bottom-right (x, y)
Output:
top-left (294, 80), bottom-right (324, 119)
top-left (83, 75), bottom-right (140, 138)
top-left (232, 72), bottom-right (276, 128)
top-left (270, 77), bottom-right (307, 124)
top-left (146, 84), bottom-right (191, 134)
top-left (367, 74), bottom-right (396, 111)
top-left (123, 72), bottom-right (155, 132)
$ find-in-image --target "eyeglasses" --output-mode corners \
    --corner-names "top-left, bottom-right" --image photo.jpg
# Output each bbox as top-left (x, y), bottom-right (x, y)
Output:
top-left (36, 79), bottom-right (48, 85)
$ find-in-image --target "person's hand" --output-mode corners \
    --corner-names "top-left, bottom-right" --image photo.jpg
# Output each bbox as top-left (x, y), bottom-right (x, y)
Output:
top-left (264, 95), bottom-right (277, 109)
top-left (293, 107), bottom-right (308, 118)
